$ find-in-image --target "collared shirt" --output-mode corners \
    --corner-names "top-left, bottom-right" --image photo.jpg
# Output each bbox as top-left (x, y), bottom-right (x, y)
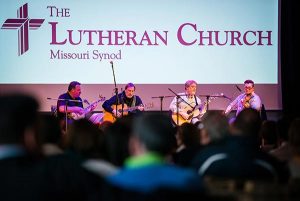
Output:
top-left (169, 92), bottom-right (201, 113)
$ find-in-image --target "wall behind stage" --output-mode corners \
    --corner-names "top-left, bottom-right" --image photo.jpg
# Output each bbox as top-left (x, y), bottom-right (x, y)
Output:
top-left (0, 84), bottom-right (281, 112)
top-left (0, 0), bottom-right (281, 111)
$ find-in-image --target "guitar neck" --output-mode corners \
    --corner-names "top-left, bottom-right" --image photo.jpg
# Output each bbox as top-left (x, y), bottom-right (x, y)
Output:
top-left (123, 105), bottom-right (139, 112)
top-left (84, 99), bottom-right (104, 113)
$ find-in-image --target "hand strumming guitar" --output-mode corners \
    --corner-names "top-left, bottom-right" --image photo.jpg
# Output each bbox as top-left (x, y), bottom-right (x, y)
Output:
top-left (179, 111), bottom-right (190, 120)
top-left (112, 109), bottom-right (122, 118)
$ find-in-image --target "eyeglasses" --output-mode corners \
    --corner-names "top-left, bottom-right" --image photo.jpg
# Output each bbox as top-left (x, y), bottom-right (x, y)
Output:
top-left (244, 86), bottom-right (253, 90)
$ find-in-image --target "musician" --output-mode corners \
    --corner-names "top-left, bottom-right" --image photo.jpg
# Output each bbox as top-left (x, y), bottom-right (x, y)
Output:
top-left (102, 83), bottom-right (144, 119)
top-left (57, 81), bottom-right (97, 129)
top-left (169, 80), bottom-right (206, 125)
top-left (224, 79), bottom-right (262, 117)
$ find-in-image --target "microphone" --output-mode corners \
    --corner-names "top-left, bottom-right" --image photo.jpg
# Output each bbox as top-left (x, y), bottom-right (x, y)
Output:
top-left (221, 93), bottom-right (232, 101)
top-left (110, 61), bottom-right (114, 70)
top-left (235, 85), bottom-right (242, 92)
top-left (83, 99), bottom-right (90, 105)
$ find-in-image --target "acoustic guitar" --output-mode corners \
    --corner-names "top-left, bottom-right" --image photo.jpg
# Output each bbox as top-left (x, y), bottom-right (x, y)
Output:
top-left (70, 95), bottom-right (106, 120)
top-left (171, 95), bottom-right (218, 126)
top-left (103, 103), bottom-right (154, 123)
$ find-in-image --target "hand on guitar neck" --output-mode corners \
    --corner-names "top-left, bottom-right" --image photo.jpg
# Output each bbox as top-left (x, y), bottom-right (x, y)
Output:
top-left (112, 109), bottom-right (122, 118)
top-left (70, 96), bottom-right (106, 120)
top-left (103, 103), bottom-right (153, 123)
top-left (112, 104), bottom-right (144, 118)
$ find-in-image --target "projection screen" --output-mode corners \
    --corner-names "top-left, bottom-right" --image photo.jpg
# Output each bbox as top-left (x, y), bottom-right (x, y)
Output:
top-left (0, 0), bottom-right (281, 112)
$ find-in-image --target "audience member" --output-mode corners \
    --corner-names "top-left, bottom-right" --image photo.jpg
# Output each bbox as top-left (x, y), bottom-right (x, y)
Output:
top-left (66, 119), bottom-right (118, 177)
top-left (192, 108), bottom-right (289, 183)
top-left (0, 94), bottom-right (45, 201)
top-left (287, 118), bottom-right (300, 179)
top-left (270, 116), bottom-right (292, 162)
top-left (37, 114), bottom-right (64, 156)
top-left (172, 123), bottom-right (202, 167)
top-left (102, 116), bottom-right (133, 167)
top-left (259, 120), bottom-right (279, 152)
top-left (199, 111), bottom-right (229, 146)
top-left (106, 113), bottom-right (203, 201)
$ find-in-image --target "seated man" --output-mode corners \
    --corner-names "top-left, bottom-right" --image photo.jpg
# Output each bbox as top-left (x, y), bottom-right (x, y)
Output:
top-left (169, 80), bottom-right (206, 125)
top-left (224, 79), bottom-right (262, 117)
top-left (191, 108), bottom-right (289, 183)
top-left (106, 113), bottom-right (203, 200)
top-left (102, 83), bottom-right (144, 123)
top-left (57, 81), bottom-right (102, 131)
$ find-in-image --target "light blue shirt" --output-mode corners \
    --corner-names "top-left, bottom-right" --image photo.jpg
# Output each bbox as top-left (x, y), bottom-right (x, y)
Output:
top-left (0, 145), bottom-right (25, 160)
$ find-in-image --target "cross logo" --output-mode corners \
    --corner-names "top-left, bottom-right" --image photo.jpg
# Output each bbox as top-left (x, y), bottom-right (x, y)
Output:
top-left (1, 3), bottom-right (44, 56)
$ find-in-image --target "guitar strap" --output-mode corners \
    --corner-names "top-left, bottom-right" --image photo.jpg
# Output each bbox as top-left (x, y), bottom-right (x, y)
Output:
top-left (132, 96), bottom-right (136, 107)
top-left (192, 95), bottom-right (201, 121)
top-left (118, 93), bottom-right (125, 116)
top-left (194, 95), bottom-right (198, 106)
top-left (121, 93), bottom-right (136, 107)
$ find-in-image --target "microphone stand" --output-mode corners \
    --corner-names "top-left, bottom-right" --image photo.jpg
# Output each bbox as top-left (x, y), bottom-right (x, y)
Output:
top-left (198, 94), bottom-right (227, 111)
top-left (110, 61), bottom-right (120, 119)
top-left (151, 95), bottom-right (174, 112)
top-left (120, 88), bottom-right (124, 117)
top-left (47, 97), bottom-right (82, 132)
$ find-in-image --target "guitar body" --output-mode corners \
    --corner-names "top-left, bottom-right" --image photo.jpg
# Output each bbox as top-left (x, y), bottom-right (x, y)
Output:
top-left (69, 96), bottom-right (105, 120)
top-left (70, 113), bottom-right (85, 120)
top-left (171, 109), bottom-right (201, 126)
top-left (103, 104), bottom-right (129, 123)
top-left (171, 94), bottom-right (221, 126)
top-left (103, 111), bottom-right (116, 123)
top-left (102, 103), bottom-right (154, 123)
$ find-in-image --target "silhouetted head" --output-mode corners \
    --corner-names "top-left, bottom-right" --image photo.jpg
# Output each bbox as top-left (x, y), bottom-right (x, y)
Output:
top-left (133, 113), bottom-right (177, 155)
top-left (200, 111), bottom-right (229, 145)
top-left (0, 94), bottom-right (39, 145)
top-left (67, 119), bottom-right (104, 159)
top-left (177, 123), bottom-right (200, 147)
top-left (288, 118), bottom-right (300, 155)
top-left (232, 108), bottom-right (262, 138)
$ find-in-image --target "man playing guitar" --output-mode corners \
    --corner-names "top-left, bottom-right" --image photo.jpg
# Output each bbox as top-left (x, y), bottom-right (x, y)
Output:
top-left (169, 80), bottom-right (207, 125)
top-left (102, 83), bottom-right (144, 122)
top-left (57, 81), bottom-right (101, 131)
